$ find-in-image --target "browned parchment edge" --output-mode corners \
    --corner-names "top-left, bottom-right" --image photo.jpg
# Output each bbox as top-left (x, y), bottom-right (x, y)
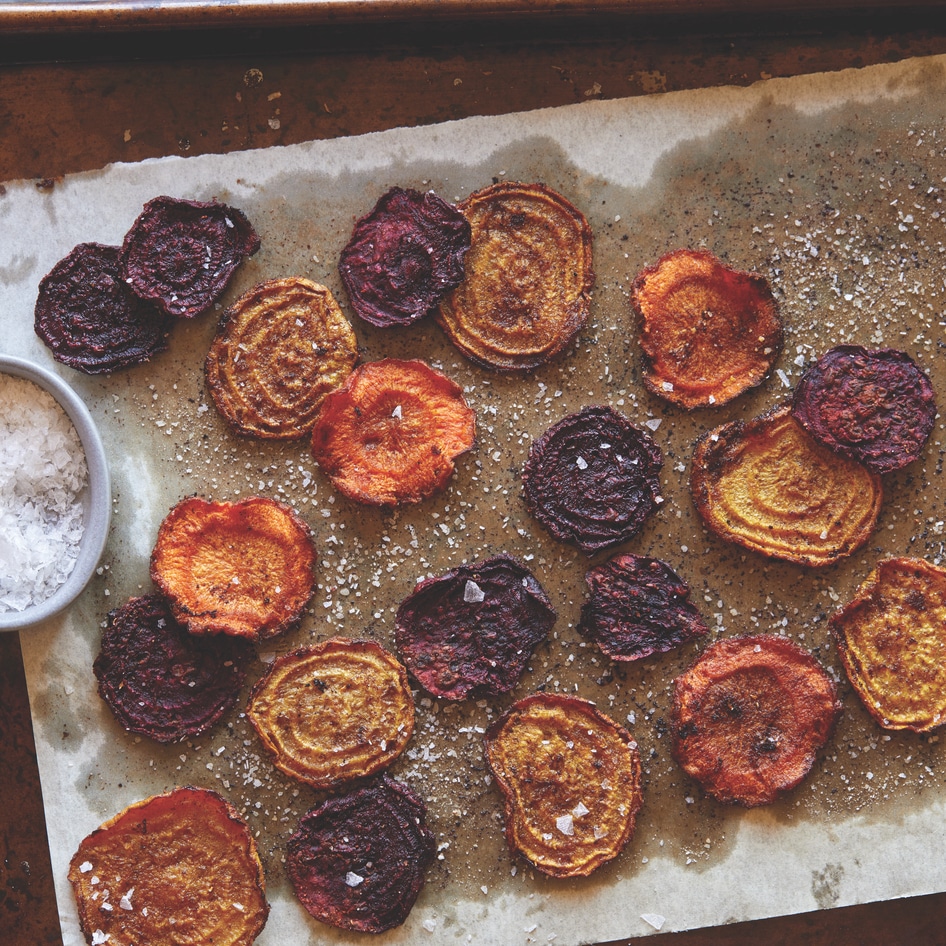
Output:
top-left (1, 0), bottom-right (944, 34)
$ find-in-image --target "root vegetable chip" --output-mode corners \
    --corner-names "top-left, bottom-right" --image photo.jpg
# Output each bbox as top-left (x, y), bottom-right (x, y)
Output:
top-left (485, 693), bottom-right (643, 878)
top-left (631, 248), bottom-right (783, 408)
top-left (339, 186), bottom-right (471, 328)
top-left (247, 638), bottom-right (414, 788)
top-left (690, 405), bottom-right (881, 567)
top-left (436, 181), bottom-right (594, 371)
top-left (68, 786), bottom-right (268, 946)
top-left (394, 553), bottom-right (556, 700)
top-left (121, 196), bottom-right (260, 318)
top-left (310, 358), bottom-right (476, 505)
top-left (578, 553), bottom-right (708, 661)
top-left (150, 496), bottom-right (315, 640)
top-left (34, 242), bottom-right (172, 374)
top-left (205, 277), bottom-right (358, 439)
top-left (286, 775), bottom-right (435, 933)
top-left (831, 557), bottom-right (946, 732)
top-left (671, 635), bottom-right (841, 807)
top-left (94, 594), bottom-right (253, 743)
top-left (792, 345), bottom-right (936, 474)
top-left (522, 405), bottom-right (663, 553)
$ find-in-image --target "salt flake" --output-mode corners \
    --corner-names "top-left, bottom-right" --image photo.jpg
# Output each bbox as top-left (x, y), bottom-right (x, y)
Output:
top-left (555, 814), bottom-right (574, 836)
top-left (464, 580), bottom-right (485, 603)
top-left (641, 913), bottom-right (666, 931)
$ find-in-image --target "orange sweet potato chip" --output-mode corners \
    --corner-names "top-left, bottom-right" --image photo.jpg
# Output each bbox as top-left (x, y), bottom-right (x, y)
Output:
top-left (831, 557), bottom-right (946, 732)
top-left (436, 181), bottom-right (594, 371)
top-left (310, 358), bottom-right (476, 505)
top-left (631, 248), bottom-right (783, 409)
top-left (150, 496), bottom-right (315, 640)
top-left (206, 277), bottom-right (358, 439)
top-left (247, 638), bottom-right (415, 789)
top-left (485, 693), bottom-right (642, 878)
top-left (671, 635), bottom-right (841, 807)
top-left (690, 405), bottom-right (881, 567)
top-left (68, 786), bottom-right (268, 946)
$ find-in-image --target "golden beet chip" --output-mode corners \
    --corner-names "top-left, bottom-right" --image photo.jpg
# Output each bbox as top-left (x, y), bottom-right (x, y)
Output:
top-left (247, 638), bottom-right (414, 789)
top-left (631, 248), bottom-right (783, 408)
top-left (68, 786), bottom-right (268, 946)
top-left (436, 181), bottom-right (594, 371)
top-left (310, 358), bottom-right (476, 505)
top-left (671, 635), bottom-right (841, 807)
top-left (150, 496), bottom-right (315, 640)
top-left (690, 405), bottom-right (881, 567)
top-left (206, 277), bottom-right (358, 439)
top-left (831, 557), bottom-right (946, 732)
top-left (485, 693), bottom-right (642, 878)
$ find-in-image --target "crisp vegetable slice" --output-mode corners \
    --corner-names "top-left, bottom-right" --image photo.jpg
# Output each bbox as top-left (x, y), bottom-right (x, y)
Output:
top-left (206, 277), bottom-right (358, 439)
top-left (94, 594), bottom-right (253, 743)
top-left (68, 787), bottom-right (268, 946)
top-left (671, 635), bottom-right (841, 807)
top-left (792, 345), bottom-right (936, 474)
top-left (286, 775), bottom-right (435, 933)
top-left (394, 554), bottom-right (556, 700)
top-left (247, 638), bottom-right (414, 788)
top-left (310, 358), bottom-right (476, 505)
top-left (436, 181), bottom-right (594, 371)
top-left (150, 496), bottom-right (315, 640)
top-left (339, 186), bottom-right (471, 328)
top-left (578, 553), bottom-right (708, 661)
top-left (485, 693), bottom-right (643, 878)
top-left (34, 242), bottom-right (172, 374)
top-left (690, 405), bottom-right (881, 566)
top-left (121, 195), bottom-right (260, 318)
top-left (522, 405), bottom-right (663, 553)
top-left (631, 248), bottom-right (783, 408)
top-left (831, 557), bottom-right (946, 732)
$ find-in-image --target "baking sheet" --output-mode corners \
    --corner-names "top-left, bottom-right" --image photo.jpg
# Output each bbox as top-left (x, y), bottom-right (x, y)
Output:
top-left (4, 53), bottom-right (946, 945)
top-left (0, 1), bottom-right (931, 34)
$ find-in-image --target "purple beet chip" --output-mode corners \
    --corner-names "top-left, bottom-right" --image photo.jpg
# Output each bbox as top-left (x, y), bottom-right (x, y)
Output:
top-left (120, 195), bottom-right (260, 318)
top-left (93, 594), bottom-right (254, 743)
top-left (791, 345), bottom-right (936, 474)
top-left (395, 554), bottom-right (556, 700)
top-left (286, 775), bottom-right (435, 933)
top-left (579, 553), bottom-right (708, 661)
top-left (34, 242), bottom-right (172, 374)
top-left (522, 406), bottom-right (664, 553)
top-left (339, 186), bottom-right (471, 328)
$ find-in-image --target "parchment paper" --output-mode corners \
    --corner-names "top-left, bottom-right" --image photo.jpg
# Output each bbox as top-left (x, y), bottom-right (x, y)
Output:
top-left (4, 53), bottom-right (946, 945)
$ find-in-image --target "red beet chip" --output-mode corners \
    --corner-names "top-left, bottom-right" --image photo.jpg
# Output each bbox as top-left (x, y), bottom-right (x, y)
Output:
top-left (578, 554), bottom-right (708, 661)
top-left (792, 345), bottom-right (936, 474)
top-left (286, 775), bottom-right (435, 933)
top-left (93, 594), bottom-right (253, 743)
top-left (394, 553), bottom-right (556, 701)
top-left (120, 196), bottom-right (260, 318)
top-left (522, 406), bottom-right (664, 553)
top-left (338, 186), bottom-right (470, 328)
top-left (34, 243), bottom-right (172, 374)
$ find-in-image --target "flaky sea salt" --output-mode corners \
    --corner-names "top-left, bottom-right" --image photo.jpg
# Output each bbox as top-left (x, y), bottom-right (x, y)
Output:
top-left (0, 373), bottom-right (88, 612)
top-left (463, 580), bottom-right (485, 603)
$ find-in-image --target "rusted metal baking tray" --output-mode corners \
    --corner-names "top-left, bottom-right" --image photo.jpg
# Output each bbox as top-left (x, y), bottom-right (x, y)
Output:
top-left (5, 50), bottom-right (946, 946)
top-left (0, 0), bottom-right (942, 33)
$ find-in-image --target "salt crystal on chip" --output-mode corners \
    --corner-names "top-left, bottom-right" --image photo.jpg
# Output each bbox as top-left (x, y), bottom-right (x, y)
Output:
top-left (463, 580), bottom-right (485, 603)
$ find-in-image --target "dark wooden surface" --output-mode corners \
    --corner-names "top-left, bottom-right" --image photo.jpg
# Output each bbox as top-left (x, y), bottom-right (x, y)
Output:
top-left (4, 9), bottom-right (946, 946)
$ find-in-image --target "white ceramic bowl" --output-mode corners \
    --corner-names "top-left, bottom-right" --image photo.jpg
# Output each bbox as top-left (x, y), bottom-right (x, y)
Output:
top-left (0, 355), bottom-right (111, 631)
